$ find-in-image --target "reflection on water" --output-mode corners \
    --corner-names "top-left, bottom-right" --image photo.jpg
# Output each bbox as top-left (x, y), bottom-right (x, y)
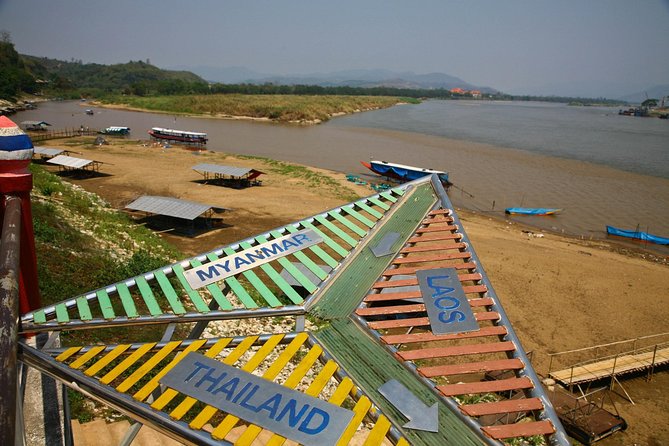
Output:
top-left (13, 100), bottom-right (669, 252)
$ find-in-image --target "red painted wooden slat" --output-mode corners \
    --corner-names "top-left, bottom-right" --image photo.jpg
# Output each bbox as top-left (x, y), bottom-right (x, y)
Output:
top-left (371, 272), bottom-right (482, 289)
top-left (382, 262), bottom-right (477, 277)
top-left (416, 225), bottom-right (458, 233)
top-left (461, 397), bottom-right (544, 416)
top-left (419, 358), bottom-right (524, 378)
top-left (367, 311), bottom-right (499, 330)
top-left (400, 242), bottom-right (466, 253)
top-left (428, 209), bottom-right (451, 216)
top-left (408, 233), bottom-right (463, 243)
top-left (356, 304), bottom-right (425, 316)
top-left (381, 325), bottom-right (507, 345)
top-left (437, 377), bottom-right (533, 396)
top-left (421, 215), bottom-right (454, 224)
top-left (398, 341), bottom-right (516, 361)
top-left (481, 420), bottom-right (555, 439)
top-left (392, 252), bottom-right (471, 264)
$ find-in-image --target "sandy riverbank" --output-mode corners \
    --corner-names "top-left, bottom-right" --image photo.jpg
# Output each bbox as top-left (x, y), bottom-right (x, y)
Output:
top-left (37, 138), bottom-right (669, 445)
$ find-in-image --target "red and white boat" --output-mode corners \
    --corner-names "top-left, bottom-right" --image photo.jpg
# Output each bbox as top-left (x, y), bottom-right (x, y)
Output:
top-left (148, 127), bottom-right (208, 145)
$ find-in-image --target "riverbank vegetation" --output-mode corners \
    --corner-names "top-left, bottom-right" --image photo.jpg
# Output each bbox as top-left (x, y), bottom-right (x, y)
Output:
top-left (100, 93), bottom-right (415, 122)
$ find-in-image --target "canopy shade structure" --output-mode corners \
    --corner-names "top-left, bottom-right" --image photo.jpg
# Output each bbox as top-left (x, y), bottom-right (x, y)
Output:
top-left (46, 154), bottom-right (103, 173)
top-left (21, 175), bottom-right (569, 446)
top-left (125, 195), bottom-right (229, 221)
top-left (20, 120), bottom-right (51, 131)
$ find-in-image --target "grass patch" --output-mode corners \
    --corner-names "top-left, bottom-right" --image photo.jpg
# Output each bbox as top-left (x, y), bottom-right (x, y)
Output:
top-left (101, 94), bottom-right (413, 123)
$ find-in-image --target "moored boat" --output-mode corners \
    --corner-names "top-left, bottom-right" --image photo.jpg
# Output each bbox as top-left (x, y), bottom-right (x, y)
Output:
top-left (148, 127), bottom-right (208, 145)
top-left (99, 126), bottom-right (131, 136)
top-left (505, 207), bottom-right (562, 216)
top-left (361, 160), bottom-right (451, 186)
top-left (606, 225), bottom-right (669, 245)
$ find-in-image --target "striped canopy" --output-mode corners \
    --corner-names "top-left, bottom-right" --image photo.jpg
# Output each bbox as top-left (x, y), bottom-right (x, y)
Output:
top-left (0, 116), bottom-right (34, 161)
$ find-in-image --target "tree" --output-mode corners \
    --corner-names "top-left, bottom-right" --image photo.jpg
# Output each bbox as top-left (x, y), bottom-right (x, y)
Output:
top-left (641, 98), bottom-right (658, 108)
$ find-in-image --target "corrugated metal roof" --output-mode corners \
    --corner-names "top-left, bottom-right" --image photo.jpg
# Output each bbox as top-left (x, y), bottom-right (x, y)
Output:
top-left (47, 154), bottom-right (93, 169)
top-left (125, 195), bottom-right (225, 220)
top-left (34, 147), bottom-right (64, 157)
top-left (192, 163), bottom-right (257, 177)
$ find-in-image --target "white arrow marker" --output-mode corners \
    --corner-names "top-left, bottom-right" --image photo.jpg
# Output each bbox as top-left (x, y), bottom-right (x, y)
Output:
top-left (378, 379), bottom-right (439, 432)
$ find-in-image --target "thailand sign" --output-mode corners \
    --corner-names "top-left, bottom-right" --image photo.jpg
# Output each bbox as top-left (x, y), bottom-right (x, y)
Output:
top-left (160, 352), bottom-right (354, 446)
top-left (184, 229), bottom-right (322, 289)
top-left (417, 267), bottom-right (479, 335)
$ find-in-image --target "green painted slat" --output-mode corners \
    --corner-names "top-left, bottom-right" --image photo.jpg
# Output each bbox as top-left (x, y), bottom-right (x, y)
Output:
top-left (341, 205), bottom-right (375, 228)
top-left (115, 283), bottom-right (139, 318)
top-left (154, 270), bottom-right (187, 315)
top-left (367, 196), bottom-right (391, 211)
top-left (76, 296), bottom-right (93, 321)
top-left (314, 215), bottom-right (358, 248)
top-left (355, 200), bottom-right (384, 219)
top-left (96, 290), bottom-right (116, 319)
top-left (33, 310), bottom-right (46, 324)
top-left (172, 264), bottom-right (210, 313)
top-left (55, 304), bottom-right (70, 323)
top-left (284, 226), bottom-right (338, 269)
top-left (222, 247), bottom-right (282, 307)
top-left (255, 235), bottom-right (317, 294)
top-left (315, 320), bottom-right (484, 446)
top-left (330, 210), bottom-right (367, 237)
top-left (205, 253), bottom-right (258, 309)
top-left (190, 258), bottom-right (234, 310)
top-left (311, 183), bottom-right (437, 319)
top-left (134, 276), bottom-right (163, 316)
top-left (392, 187), bottom-right (405, 196)
top-left (239, 241), bottom-right (304, 305)
top-left (380, 191), bottom-right (398, 203)
top-left (301, 221), bottom-right (349, 258)
top-left (270, 230), bottom-right (328, 281)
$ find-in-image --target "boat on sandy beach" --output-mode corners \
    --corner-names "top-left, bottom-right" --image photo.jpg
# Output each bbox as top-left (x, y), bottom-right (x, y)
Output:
top-left (505, 207), bottom-right (562, 216)
top-left (606, 225), bottom-right (669, 245)
top-left (148, 127), bottom-right (208, 145)
top-left (360, 160), bottom-right (451, 186)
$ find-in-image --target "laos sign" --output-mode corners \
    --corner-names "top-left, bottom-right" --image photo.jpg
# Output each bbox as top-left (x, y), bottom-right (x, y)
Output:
top-left (417, 267), bottom-right (479, 335)
top-left (161, 353), bottom-right (353, 446)
top-left (184, 229), bottom-right (322, 289)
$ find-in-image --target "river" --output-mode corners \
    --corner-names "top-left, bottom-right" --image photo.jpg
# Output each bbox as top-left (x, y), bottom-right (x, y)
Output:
top-left (13, 99), bottom-right (669, 253)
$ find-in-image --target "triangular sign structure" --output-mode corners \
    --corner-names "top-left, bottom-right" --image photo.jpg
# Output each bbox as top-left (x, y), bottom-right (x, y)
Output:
top-left (21, 175), bottom-right (569, 446)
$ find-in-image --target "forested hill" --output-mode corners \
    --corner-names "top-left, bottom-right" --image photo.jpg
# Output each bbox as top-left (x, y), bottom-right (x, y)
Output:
top-left (21, 54), bottom-right (206, 95)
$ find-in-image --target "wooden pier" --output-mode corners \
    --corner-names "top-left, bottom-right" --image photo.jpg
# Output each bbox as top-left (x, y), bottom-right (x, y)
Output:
top-left (28, 128), bottom-right (99, 143)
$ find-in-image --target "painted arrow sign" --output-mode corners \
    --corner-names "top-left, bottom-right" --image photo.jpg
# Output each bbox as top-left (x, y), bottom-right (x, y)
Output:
top-left (378, 379), bottom-right (439, 432)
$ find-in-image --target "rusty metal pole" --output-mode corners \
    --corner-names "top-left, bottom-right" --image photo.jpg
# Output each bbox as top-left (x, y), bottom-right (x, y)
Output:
top-left (0, 196), bottom-right (22, 445)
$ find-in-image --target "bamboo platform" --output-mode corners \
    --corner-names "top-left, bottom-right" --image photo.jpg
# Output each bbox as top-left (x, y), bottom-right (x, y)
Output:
top-left (550, 346), bottom-right (669, 386)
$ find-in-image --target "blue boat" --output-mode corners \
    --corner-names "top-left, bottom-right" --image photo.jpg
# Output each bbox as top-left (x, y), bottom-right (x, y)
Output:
top-left (361, 160), bottom-right (451, 186)
top-left (606, 225), bottom-right (669, 245)
top-left (505, 207), bottom-right (562, 216)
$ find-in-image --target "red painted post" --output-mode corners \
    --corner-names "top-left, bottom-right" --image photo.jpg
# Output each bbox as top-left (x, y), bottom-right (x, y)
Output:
top-left (0, 116), bottom-right (41, 313)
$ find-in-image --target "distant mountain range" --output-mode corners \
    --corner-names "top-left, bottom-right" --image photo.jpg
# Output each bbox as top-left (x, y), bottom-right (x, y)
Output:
top-left (168, 65), bottom-right (499, 94)
top-left (617, 84), bottom-right (669, 104)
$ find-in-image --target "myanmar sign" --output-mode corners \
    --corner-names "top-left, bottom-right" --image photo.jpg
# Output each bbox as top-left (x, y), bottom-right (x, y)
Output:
top-left (161, 352), bottom-right (354, 446)
top-left (184, 229), bottom-right (322, 289)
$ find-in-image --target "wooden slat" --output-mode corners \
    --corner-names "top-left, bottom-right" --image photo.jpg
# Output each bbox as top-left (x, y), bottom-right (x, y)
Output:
top-left (256, 235), bottom-right (317, 294)
top-left (341, 205), bottom-right (375, 228)
top-left (270, 229), bottom-right (328, 281)
top-left (362, 415), bottom-right (392, 446)
top-left (460, 397), bottom-right (544, 416)
top-left (95, 290), bottom-right (116, 320)
top-left (372, 272), bottom-right (481, 289)
top-left (481, 420), bottom-right (555, 439)
top-left (382, 262), bottom-right (477, 277)
top-left (364, 290), bottom-right (421, 302)
top-left (400, 242), bottom-right (466, 253)
top-left (421, 215), bottom-right (453, 224)
top-left (381, 325), bottom-right (508, 345)
top-left (437, 377), bottom-right (533, 396)
top-left (397, 341), bottom-right (516, 361)
top-left (336, 396), bottom-right (373, 446)
top-left (379, 191), bottom-right (398, 203)
top-left (172, 264), bottom-right (210, 313)
top-left (391, 251), bottom-right (471, 264)
top-left (408, 233), bottom-right (463, 243)
top-left (115, 283), bottom-right (139, 318)
top-left (69, 346), bottom-right (106, 369)
top-left (33, 310), bottom-right (47, 324)
top-left (134, 276), bottom-right (163, 316)
top-left (314, 215), bottom-right (358, 248)
top-left (416, 225), bottom-right (458, 233)
top-left (203, 251), bottom-right (258, 310)
top-left (356, 303), bottom-right (425, 316)
top-left (76, 296), bottom-right (92, 321)
top-left (419, 358), bottom-right (524, 378)
top-left (84, 344), bottom-right (131, 377)
top-left (367, 196), bottom-right (391, 211)
top-left (428, 208), bottom-right (450, 216)
top-left (354, 200), bottom-right (383, 219)
top-left (100, 343), bottom-right (156, 385)
top-left (116, 341), bottom-right (181, 393)
top-left (330, 210), bottom-right (367, 237)
top-left (302, 221), bottom-right (349, 258)
top-left (55, 303), bottom-right (70, 323)
top-left (367, 311), bottom-right (499, 330)
top-left (189, 258), bottom-right (234, 310)
top-left (153, 271), bottom-right (186, 315)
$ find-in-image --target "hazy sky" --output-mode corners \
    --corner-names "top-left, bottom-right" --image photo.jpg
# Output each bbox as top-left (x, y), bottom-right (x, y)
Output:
top-left (1, 0), bottom-right (668, 97)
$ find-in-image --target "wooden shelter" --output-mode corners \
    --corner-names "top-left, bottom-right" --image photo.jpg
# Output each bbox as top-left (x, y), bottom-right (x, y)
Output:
top-left (192, 163), bottom-right (264, 188)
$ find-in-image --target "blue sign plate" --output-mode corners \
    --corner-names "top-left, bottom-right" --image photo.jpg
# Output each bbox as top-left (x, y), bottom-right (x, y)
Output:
top-left (160, 352), bottom-right (354, 446)
top-left (417, 268), bottom-right (479, 335)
